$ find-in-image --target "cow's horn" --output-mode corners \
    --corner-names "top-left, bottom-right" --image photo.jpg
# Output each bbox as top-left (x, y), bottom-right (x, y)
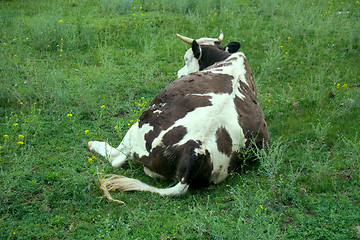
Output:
top-left (177, 33), bottom-right (194, 45)
top-left (218, 29), bottom-right (224, 42)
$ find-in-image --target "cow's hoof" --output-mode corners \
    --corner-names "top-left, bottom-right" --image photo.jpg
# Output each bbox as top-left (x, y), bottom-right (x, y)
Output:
top-left (88, 141), bottom-right (93, 151)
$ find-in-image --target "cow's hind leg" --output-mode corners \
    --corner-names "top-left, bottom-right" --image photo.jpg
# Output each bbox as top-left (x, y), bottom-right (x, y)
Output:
top-left (88, 141), bottom-right (128, 168)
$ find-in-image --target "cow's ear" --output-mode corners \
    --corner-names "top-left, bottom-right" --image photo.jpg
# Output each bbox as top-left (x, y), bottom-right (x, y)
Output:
top-left (225, 41), bottom-right (241, 53)
top-left (192, 40), bottom-right (201, 59)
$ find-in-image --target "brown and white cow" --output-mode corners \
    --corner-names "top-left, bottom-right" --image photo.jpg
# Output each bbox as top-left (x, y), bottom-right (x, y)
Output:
top-left (88, 31), bottom-right (269, 204)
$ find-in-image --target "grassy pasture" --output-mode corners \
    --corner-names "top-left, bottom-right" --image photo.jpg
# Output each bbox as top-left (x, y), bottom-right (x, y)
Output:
top-left (1, 0), bottom-right (360, 239)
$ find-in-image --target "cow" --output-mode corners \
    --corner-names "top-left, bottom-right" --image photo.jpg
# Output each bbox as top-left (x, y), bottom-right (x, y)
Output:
top-left (88, 31), bottom-right (270, 204)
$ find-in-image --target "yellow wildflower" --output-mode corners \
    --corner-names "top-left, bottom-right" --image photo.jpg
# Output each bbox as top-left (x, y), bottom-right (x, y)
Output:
top-left (3, 135), bottom-right (9, 138)
top-left (101, 105), bottom-right (106, 109)
top-left (67, 113), bottom-right (73, 117)
top-left (58, 20), bottom-right (63, 23)
top-left (114, 125), bottom-right (118, 129)
top-left (85, 130), bottom-right (90, 134)
top-left (18, 141), bottom-right (24, 145)
top-left (260, 205), bottom-right (264, 210)
top-left (18, 134), bottom-right (24, 138)
top-left (13, 123), bottom-right (19, 127)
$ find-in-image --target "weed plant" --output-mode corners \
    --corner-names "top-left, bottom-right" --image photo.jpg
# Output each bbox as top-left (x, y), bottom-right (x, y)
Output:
top-left (1, 0), bottom-right (360, 239)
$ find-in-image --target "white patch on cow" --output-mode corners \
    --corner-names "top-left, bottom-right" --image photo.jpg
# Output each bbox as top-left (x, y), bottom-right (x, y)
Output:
top-left (115, 122), bottom-right (153, 159)
top-left (153, 110), bottom-right (162, 114)
top-left (196, 37), bottom-right (220, 46)
top-left (178, 48), bottom-right (200, 78)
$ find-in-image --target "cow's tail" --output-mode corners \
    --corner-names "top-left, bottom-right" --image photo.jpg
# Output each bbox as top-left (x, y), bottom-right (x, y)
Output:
top-left (98, 173), bottom-right (189, 204)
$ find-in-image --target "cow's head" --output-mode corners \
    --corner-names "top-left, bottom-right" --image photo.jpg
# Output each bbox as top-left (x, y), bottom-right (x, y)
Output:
top-left (177, 30), bottom-right (241, 78)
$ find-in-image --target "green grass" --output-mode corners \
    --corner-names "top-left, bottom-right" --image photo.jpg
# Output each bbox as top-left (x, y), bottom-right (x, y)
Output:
top-left (1, 0), bottom-right (360, 239)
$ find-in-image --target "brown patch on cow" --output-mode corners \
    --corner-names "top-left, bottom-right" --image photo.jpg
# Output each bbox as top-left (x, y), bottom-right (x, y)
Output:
top-left (227, 152), bottom-right (242, 173)
top-left (140, 145), bottom-right (179, 180)
top-left (234, 79), bottom-right (269, 148)
top-left (243, 58), bottom-right (257, 94)
top-left (226, 57), bottom-right (238, 62)
top-left (162, 126), bottom-right (187, 146)
top-left (210, 62), bottom-right (233, 69)
top-left (198, 45), bottom-right (231, 71)
top-left (179, 72), bottom-right (234, 95)
top-left (215, 127), bottom-right (232, 156)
